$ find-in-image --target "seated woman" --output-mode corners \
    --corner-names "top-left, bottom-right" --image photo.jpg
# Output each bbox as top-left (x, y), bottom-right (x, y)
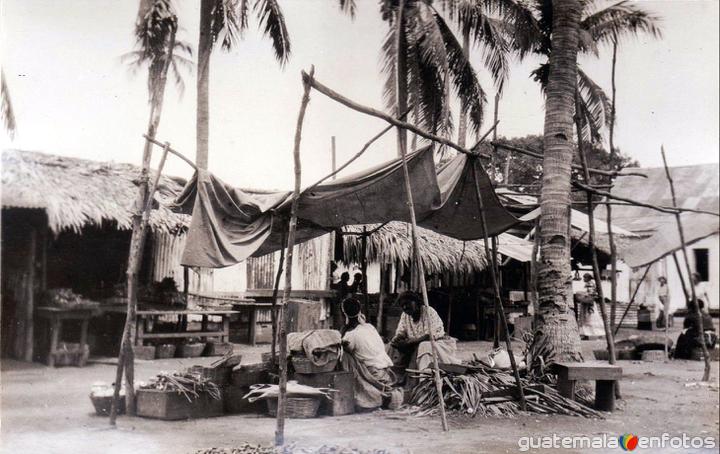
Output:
top-left (340, 296), bottom-right (397, 410)
top-left (675, 300), bottom-right (717, 359)
top-left (388, 291), bottom-right (460, 379)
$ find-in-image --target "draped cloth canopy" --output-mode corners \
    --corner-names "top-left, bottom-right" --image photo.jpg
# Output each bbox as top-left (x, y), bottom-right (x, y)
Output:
top-left (172, 146), bottom-right (518, 268)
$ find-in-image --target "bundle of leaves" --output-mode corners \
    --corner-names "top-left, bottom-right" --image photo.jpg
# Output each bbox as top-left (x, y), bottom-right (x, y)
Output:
top-left (141, 369), bottom-right (221, 402)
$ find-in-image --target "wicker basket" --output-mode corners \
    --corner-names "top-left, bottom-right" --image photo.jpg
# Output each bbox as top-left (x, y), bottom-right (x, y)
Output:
top-left (155, 344), bottom-right (177, 359)
top-left (90, 394), bottom-right (126, 416)
top-left (291, 355), bottom-right (338, 374)
top-left (266, 397), bottom-right (320, 418)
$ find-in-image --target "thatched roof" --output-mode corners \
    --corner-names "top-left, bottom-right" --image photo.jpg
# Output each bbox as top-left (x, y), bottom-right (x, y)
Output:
top-left (342, 222), bottom-right (490, 275)
top-left (2, 149), bottom-right (188, 234)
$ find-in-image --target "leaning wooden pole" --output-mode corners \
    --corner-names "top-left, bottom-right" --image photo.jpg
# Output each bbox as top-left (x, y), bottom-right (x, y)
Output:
top-left (614, 265), bottom-right (651, 336)
top-left (270, 229), bottom-right (286, 368)
top-left (275, 67), bottom-right (313, 447)
top-left (109, 26), bottom-right (177, 425)
top-left (472, 163), bottom-right (526, 411)
top-left (661, 147), bottom-right (711, 381)
top-left (394, 0), bottom-right (447, 430)
top-left (606, 204), bottom-right (619, 333)
top-left (574, 96), bottom-right (617, 372)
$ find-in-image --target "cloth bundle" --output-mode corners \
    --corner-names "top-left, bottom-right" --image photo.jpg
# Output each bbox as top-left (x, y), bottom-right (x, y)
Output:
top-left (287, 329), bottom-right (342, 366)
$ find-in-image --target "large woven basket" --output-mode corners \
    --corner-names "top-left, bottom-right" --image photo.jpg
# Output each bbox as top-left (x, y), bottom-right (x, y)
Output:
top-left (266, 397), bottom-right (320, 418)
top-left (291, 355), bottom-right (338, 374)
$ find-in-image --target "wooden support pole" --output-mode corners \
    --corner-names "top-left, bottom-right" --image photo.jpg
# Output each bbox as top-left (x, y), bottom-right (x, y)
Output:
top-left (472, 163), bottom-right (526, 411)
top-left (607, 204), bottom-right (618, 333)
top-left (661, 147), bottom-right (711, 381)
top-left (574, 96), bottom-right (617, 371)
top-left (613, 265), bottom-right (651, 336)
top-left (301, 71), bottom-right (489, 159)
top-left (672, 252), bottom-right (690, 302)
top-left (24, 228), bottom-right (36, 362)
top-left (361, 227), bottom-right (369, 316)
top-left (270, 229), bottom-right (286, 368)
top-left (275, 67), bottom-right (313, 447)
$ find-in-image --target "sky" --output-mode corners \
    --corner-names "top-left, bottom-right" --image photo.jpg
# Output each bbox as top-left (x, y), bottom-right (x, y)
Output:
top-left (1, 0), bottom-right (718, 190)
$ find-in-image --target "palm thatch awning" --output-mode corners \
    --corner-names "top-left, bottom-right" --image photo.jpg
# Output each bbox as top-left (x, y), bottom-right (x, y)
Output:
top-left (341, 222), bottom-right (534, 276)
top-left (2, 149), bottom-right (188, 234)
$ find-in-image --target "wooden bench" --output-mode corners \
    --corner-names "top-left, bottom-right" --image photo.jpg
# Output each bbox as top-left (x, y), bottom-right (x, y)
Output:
top-left (553, 362), bottom-right (622, 411)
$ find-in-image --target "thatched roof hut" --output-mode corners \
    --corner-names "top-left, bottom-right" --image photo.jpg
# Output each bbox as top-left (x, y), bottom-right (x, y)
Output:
top-left (342, 221), bottom-right (491, 276)
top-left (2, 149), bottom-right (188, 234)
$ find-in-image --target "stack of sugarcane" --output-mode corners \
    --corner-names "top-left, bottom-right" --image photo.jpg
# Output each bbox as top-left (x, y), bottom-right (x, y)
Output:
top-left (408, 365), bottom-right (602, 418)
top-left (140, 369), bottom-right (222, 402)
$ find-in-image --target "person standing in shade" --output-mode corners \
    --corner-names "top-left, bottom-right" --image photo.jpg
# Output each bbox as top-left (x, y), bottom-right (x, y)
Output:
top-left (657, 276), bottom-right (673, 328)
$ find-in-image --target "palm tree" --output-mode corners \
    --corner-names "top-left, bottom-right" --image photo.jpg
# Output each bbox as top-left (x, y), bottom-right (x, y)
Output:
top-left (111, 0), bottom-right (193, 423)
top-left (1, 69), bottom-right (17, 139)
top-left (534, 0), bottom-right (584, 361)
top-left (195, 0), bottom-right (355, 170)
top-left (380, 0), bottom-right (505, 157)
top-left (500, 0), bottom-right (660, 143)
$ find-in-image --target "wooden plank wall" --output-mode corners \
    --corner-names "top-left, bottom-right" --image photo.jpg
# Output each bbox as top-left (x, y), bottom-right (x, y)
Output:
top-left (246, 253), bottom-right (276, 290)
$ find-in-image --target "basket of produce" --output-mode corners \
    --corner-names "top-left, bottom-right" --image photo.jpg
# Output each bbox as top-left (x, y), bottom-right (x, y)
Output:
top-left (89, 383), bottom-right (125, 416)
top-left (291, 353), bottom-right (338, 374)
top-left (188, 365), bottom-right (232, 387)
top-left (243, 381), bottom-right (334, 419)
top-left (265, 397), bottom-right (321, 418)
top-left (137, 370), bottom-right (223, 420)
top-left (177, 340), bottom-right (206, 358)
top-left (155, 343), bottom-right (177, 359)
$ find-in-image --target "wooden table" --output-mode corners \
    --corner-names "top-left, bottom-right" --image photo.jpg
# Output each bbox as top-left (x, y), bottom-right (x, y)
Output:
top-left (135, 309), bottom-right (239, 346)
top-left (35, 306), bottom-right (95, 367)
top-left (553, 361), bottom-right (623, 411)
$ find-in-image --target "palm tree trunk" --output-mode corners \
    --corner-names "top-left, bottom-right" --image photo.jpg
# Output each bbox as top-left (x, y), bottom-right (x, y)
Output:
top-left (457, 30), bottom-right (470, 148)
top-left (395, 0), bottom-right (408, 159)
top-left (535, 0), bottom-right (583, 361)
top-left (196, 0), bottom-right (213, 170)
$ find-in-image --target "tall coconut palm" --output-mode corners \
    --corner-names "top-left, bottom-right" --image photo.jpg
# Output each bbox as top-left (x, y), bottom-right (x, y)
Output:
top-left (195, 0), bottom-right (355, 170)
top-left (1, 69), bottom-right (17, 139)
top-left (534, 0), bottom-right (584, 361)
top-left (500, 0), bottom-right (660, 143)
top-left (111, 0), bottom-right (193, 423)
top-left (380, 0), bottom-right (502, 157)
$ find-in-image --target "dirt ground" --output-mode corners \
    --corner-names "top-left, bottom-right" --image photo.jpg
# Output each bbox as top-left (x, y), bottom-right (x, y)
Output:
top-left (1, 327), bottom-right (719, 454)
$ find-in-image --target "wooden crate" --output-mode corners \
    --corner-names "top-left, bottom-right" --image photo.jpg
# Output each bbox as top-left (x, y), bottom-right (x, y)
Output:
top-left (231, 363), bottom-right (269, 387)
top-left (294, 370), bottom-right (355, 416)
top-left (136, 389), bottom-right (224, 420)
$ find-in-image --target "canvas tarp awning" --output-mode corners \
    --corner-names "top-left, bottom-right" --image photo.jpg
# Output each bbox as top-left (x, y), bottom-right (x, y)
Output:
top-left (623, 213), bottom-right (719, 268)
top-left (173, 146), bottom-right (519, 268)
top-left (518, 207), bottom-right (637, 236)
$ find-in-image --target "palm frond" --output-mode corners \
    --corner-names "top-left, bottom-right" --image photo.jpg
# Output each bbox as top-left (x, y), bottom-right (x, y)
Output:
top-left (239, 0), bottom-right (250, 30)
top-left (337, 0), bottom-right (357, 19)
top-left (492, 0), bottom-right (544, 58)
top-left (433, 6), bottom-right (486, 136)
top-left (577, 68), bottom-right (610, 143)
top-left (212, 0), bottom-right (242, 51)
top-left (380, 26), bottom-right (398, 113)
top-left (254, 0), bottom-right (291, 65)
top-left (451, 1), bottom-right (509, 90)
top-left (1, 69), bottom-right (17, 138)
top-left (581, 0), bottom-right (662, 46)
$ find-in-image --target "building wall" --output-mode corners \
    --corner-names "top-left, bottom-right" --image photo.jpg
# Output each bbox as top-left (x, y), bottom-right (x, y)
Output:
top-left (620, 233), bottom-right (719, 313)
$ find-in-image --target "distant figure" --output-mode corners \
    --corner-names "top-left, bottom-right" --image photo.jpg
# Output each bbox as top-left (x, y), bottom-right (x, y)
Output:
top-left (576, 273), bottom-right (604, 338)
top-left (656, 276), bottom-right (673, 328)
top-left (583, 273), bottom-right (597, 298)
top-left (331, 272), bottom-right (352, 297)
top-left (350, 272), bottom-right (364, 294)
top-left (692, 273), bottom-right (711, 314)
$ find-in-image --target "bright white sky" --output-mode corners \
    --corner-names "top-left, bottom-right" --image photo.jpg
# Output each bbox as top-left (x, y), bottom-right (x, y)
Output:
top-left (1, 0), bottom-right (718, 190)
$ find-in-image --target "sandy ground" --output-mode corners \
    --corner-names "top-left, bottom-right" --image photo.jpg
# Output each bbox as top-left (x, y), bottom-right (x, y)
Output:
top-left (1, 329), bottom-right (719, 454)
